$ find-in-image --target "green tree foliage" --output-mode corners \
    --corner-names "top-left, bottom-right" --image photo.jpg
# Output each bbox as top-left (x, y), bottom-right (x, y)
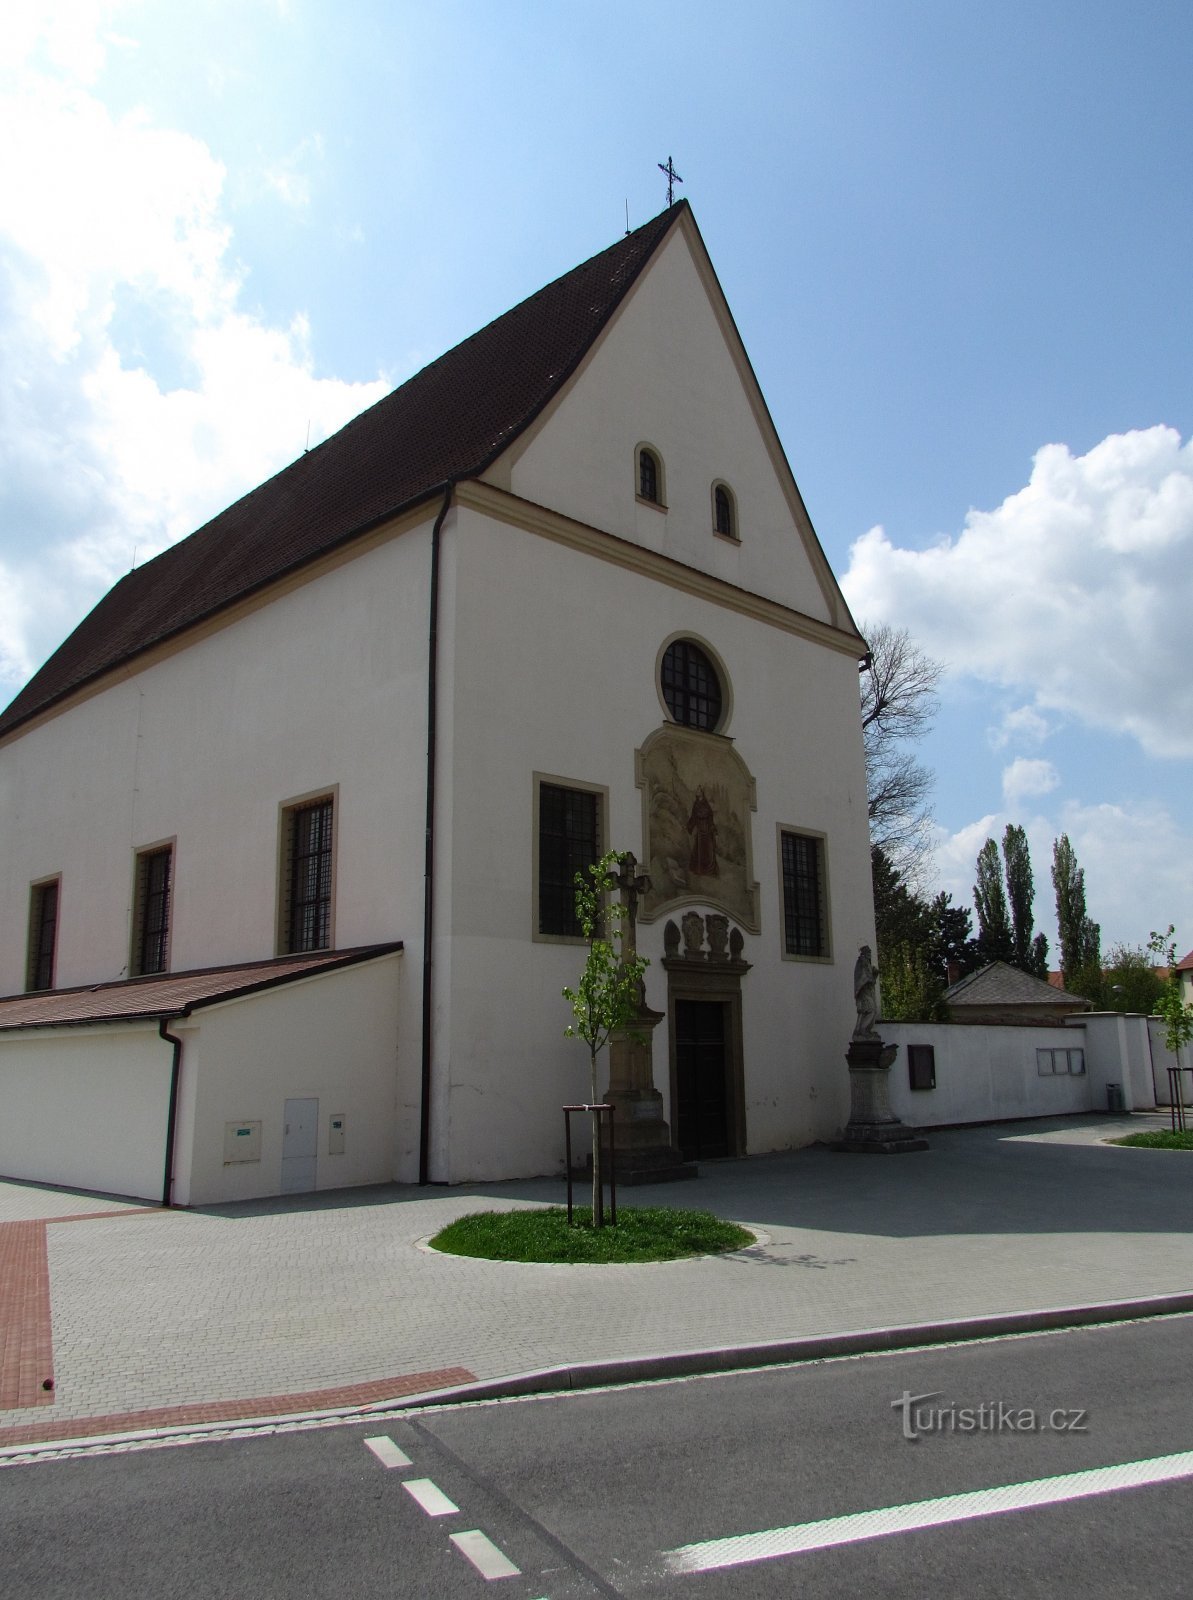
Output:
top-left (973, 828), bottom-right (1048, 976)
top-left (973, 837), bottom-right (1013, 965)
top-left (1002, 824), bottom-right (1049, 977)
top-left (1099, 944), bottom-right (1165, 1014)
top-left (1051, 834), bottom-right (1101, 987)
top-left (872, 846), bottom-right (978, 1019)
top-left (563, 849), bottom-right (648, 1228)
top-left (1146, 926), bottom-right (1193, 1053)
top-left (880, 943), bottom-right (949, 1023)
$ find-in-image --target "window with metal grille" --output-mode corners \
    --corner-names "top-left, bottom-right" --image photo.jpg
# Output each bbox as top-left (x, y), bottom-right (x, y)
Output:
top-left (781, 831), bottom-right (828, 958)
top-left (282, 796), bottom-right (334, 953)
top-left (538, 782), bottom-right (600, 938)
top-left (714, 484), bottom-right (735, 539)
top-left (908, 1044), bottom-right (936, 1091)
top-left (132, 845), bottom-right (172, 976)
top-left (638, 448), bottom-right (660, 503)
top-left (26, 878), bottom-right (59, 992)
top-left (661, 639), bottom-right (723, 731)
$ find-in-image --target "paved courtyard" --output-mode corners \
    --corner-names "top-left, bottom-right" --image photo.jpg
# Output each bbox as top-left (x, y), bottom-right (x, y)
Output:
top-left (2, 1113), bottom-right (1190, 1449)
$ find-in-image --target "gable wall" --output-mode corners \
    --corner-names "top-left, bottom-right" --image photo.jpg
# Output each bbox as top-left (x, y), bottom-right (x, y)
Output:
top-left (428, 504), bottom-right (872, 1181)
top-left (501, 229), bottom-right (839, 627)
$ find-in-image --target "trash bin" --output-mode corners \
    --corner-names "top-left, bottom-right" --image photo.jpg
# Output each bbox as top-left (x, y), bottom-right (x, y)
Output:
top-left (1106, 1083), bottom-right (1125, 1113)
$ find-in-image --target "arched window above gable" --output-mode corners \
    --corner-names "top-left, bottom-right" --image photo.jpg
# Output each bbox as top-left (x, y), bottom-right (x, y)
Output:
top-left (637, 446), bottom-right (664, 507)
top-left (713, 482), bottom-right (737, 541)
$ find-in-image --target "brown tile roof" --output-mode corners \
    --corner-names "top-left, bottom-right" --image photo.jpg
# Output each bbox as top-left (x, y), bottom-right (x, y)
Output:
top-left (0, 205), bottom-right (687, 742)
top-left (0, 944), bottom-right (402, 1031)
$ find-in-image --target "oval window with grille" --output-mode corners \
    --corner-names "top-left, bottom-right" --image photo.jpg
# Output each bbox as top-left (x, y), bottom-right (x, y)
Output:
top-left (661, 639), bottom-right (723, 731)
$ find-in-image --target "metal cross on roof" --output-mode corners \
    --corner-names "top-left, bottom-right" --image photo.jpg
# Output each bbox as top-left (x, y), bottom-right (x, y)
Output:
top-left (658, 156), bottom-right (683, 206)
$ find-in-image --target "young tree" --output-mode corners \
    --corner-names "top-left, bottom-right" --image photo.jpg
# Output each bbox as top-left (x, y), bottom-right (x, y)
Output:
top-left (859, 623), bottom-right (943, 883)
top-left (562, 850), bottom-right (648, 1228)
top-left (1146, 926), bottom-right (1193, 1054)
top-left (973, 837), bottom-right (1013, 964)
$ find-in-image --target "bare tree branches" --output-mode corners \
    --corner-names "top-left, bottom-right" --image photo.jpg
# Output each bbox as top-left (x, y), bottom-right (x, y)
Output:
top-left (859, 622), bottom-right (943, 881)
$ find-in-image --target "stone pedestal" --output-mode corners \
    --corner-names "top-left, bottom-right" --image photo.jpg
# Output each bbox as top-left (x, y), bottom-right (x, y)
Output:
top-left (836, 1036), bottom-right (929, 1154)
top-left (601, 1004), bottom-right (697, 1184)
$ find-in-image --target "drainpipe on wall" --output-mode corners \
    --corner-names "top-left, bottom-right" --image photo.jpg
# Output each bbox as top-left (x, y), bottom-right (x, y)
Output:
top-left (159, 1015), bottom-right (185, 1208)
top-left (419, 482), bottom-right (455, 1186)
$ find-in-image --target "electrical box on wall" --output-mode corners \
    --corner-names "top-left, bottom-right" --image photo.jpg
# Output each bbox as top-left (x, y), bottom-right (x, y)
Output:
top-left (223, 1121), bottom-right (262, 1163)
top-left (328, 1114), bottom-right (346, 1156)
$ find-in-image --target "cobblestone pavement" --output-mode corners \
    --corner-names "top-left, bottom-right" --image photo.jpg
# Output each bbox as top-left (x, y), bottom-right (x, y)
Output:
top-left (2, 1114), bottom-right (1190, 1446)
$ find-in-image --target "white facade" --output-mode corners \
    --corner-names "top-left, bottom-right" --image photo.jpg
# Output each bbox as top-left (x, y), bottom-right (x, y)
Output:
top-left (0, 209), bottom-right (874, 1199)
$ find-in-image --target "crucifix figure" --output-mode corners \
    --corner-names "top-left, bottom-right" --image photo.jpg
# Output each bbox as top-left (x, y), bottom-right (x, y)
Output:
top-left (614, 850), bottom-right (652, 964)
top-left (658, 156), bottom-right (683, 206)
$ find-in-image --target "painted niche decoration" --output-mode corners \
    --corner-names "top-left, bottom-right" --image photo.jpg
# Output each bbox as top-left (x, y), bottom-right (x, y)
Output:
top-left (635, 724), bottom-right (760, 930)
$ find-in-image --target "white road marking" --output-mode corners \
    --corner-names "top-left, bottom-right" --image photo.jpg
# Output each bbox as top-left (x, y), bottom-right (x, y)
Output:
top-left (449, 1529), bottom-right (522, 1579)
top-left (363, 1435), bottom-right (412, 1469)
top-left (665, 1449), bottom-right (1193, 1573)
top-left (402, 1477), bottom-right (459, 1517)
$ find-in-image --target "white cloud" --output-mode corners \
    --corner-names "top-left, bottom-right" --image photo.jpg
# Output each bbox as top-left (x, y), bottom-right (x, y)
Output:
top-left (842, 427), bottom-right (1193, 758)
top-left (0, 11), bottom-right (388, 694)
top-left (1002, 757), bottom-right (1060, 808)
top-left (988, 704), bottom-right (1051, 751)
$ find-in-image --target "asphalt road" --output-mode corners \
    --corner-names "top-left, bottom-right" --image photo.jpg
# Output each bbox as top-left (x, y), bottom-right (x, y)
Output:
top-left (4, 1316), bottom-right (1191, 1598)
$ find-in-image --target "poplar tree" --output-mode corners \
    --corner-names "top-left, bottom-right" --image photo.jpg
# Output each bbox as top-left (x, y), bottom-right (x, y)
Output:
top-left (1003, 824), bottom-right (1049, 978)
top-left (1051, 834), bottom-right (1101, 987)
top-left (973, 838), bottom-right (1013, 964)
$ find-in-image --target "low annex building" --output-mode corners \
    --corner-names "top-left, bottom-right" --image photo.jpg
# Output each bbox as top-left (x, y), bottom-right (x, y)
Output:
top-left (0, 203), bottom-right (874, 1204)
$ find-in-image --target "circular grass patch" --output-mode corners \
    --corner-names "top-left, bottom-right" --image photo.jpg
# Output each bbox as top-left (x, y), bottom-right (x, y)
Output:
top-left (428, 1205), bottom-right (754, 1264)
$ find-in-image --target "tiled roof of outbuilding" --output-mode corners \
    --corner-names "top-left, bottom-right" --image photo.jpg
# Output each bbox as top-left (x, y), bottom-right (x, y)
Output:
top-left (0, 204), bottom-right (686, 741)
top-left (944, 961), bottom-right (1090, 1008)
top-left (0, 944), bottom-right (402, 1031)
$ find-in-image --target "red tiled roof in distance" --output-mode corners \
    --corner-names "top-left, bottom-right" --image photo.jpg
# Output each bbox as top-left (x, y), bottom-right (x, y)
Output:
top-left (0, 944), bottom-right (402, 1031)
top-left (0, 205), bottom-right (687, 741)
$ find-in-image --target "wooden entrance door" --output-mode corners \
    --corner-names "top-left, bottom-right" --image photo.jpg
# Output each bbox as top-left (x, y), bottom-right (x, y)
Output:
top-left (674, 1000), bottom-right (730, 1160)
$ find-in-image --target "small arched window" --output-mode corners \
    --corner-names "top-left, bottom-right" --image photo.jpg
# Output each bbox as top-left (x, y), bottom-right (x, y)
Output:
top-left (661, 639), bottom-right (723, 732)
top-left (714, 484), bottom-right (735, 540)
top-left (639, 448), bottom-right (661, 504)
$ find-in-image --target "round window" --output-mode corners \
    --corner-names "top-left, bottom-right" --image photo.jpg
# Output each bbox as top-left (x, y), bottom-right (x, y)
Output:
top-left (661, 639), bottom-right (723, 731)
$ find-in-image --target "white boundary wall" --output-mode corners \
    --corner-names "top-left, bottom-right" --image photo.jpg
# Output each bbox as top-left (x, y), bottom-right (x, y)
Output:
top-left (882, 1014), bottom-right (1163, 1129)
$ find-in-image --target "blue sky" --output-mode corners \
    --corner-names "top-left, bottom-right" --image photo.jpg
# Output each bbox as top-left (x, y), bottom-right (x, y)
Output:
top-left (2, 1), bottom-right (1191, 956)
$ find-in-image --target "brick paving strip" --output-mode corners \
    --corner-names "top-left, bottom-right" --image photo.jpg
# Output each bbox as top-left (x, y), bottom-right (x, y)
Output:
top-left (0, 1367), bottom-right (477, 1449)
top-left (0, 1209), bottom-right (165, 1411)
top-left (0, 1222), bottom-right (53, 1409)
top-left (0, 1207), bottom-right (474, 1445)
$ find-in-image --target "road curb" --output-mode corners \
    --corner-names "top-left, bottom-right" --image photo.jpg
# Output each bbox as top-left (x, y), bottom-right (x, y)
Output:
top-left (391, 1290), bottom-right (1193, 1408)
top-left (5, 1291), bottom-right (1192, 1460)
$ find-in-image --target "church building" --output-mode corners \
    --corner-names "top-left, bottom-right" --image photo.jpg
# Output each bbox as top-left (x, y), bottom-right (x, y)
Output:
top-left (0, 202), bottom-right (874, 1205)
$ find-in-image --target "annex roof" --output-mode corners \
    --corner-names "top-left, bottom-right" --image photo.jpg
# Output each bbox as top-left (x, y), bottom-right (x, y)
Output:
top-left (0, 204), bottom-right (687, 741)
top-left (944, 961), bottom-right (1091, 1009)
top-left (0, 944), bottom-right (402, 1031)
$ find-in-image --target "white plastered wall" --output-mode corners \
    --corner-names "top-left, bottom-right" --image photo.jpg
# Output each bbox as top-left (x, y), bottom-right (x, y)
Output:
top-left (172, 953), bottom-right (402, 1206)
top-left (0, 1023), bottom-right (171, 1200)
top-left (429, 504), bottom-right (872, 1181)
top-left (0, 517), bottom-right (437, 1181)
top-left (883, 1022), bottom-right (1093, 1127)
